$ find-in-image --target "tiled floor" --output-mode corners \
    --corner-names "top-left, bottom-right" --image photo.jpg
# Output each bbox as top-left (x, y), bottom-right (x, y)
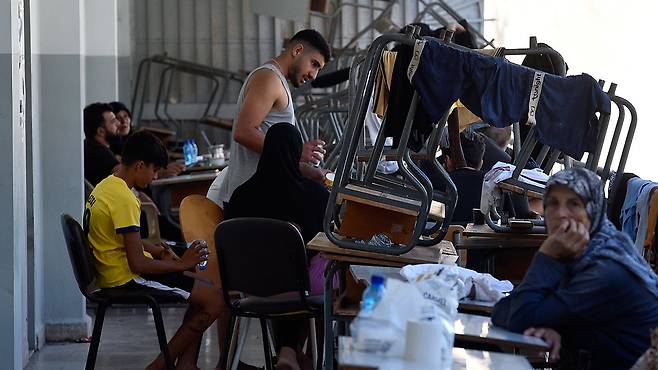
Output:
top-left (26, 305), bottom-right (267, 370)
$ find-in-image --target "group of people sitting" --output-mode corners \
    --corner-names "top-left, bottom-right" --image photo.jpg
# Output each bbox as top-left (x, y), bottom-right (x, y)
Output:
top-left (84, 100), bottom-right (186, 187)
top-left (82, 25), bottom-right (658, 370)
top-left (84, 29), bottom-right (331, 370)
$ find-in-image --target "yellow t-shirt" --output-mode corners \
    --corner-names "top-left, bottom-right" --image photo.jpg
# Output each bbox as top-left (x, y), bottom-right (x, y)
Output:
top-left (85, 175), bottom-right (144, 288)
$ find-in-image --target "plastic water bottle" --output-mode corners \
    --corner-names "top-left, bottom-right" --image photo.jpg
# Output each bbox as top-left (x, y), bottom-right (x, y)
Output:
top-left (198, 259), bottom-right (208, 271)
top-left (360, 275), bottom-right (386, 315)
top-left (191, 139), bottom-right (199, 162)
top-left (350, 275), bottom-right (389, 353)
top-left (188, 240), bottom-right (208, 271)
top-left (183, 140), bottom-right (195, 166)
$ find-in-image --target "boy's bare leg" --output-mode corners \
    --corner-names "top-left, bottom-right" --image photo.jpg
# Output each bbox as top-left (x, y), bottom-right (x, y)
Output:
top-left (146, 279), bottom-right (223, 370)
top-left (176, 306), bottom-right (202, 369)
top-left (192, 241), bottom-right (230, 366)
top-left (186, 241), bottom-right (231, 370)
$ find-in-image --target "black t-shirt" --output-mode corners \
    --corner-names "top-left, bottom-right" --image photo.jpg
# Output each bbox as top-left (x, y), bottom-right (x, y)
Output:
top-left (418, 161), bottom-right (485, 226)
top-left (481, 135), bottom-right (511, 173)
top-left (449, 168), bottom-right (485, 225)
top-left (84, 139), bottom-right (119, 186)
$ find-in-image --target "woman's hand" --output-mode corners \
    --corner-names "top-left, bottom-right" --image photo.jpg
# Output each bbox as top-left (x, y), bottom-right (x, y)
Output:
top-left (299, 163), bottom-right (329, 183)
top-left (301, 139), bottom-right (326, 166)
top-left (524, 327), bottom-right (561, 362)
top-left (539, 219), bottom-right (589, 260)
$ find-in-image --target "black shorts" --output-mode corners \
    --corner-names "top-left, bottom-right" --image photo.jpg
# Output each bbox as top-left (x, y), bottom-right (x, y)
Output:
top-left (118, 272), bottom-right (196, 300)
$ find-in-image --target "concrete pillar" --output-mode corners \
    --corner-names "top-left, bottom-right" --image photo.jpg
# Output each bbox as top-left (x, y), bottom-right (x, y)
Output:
top-left (117, 0), bottom-right (133, 104)
top-left (0, 0), bottom-right (29, 368)
top-left (30, 0), bottom-right (89, 342)
top-left (84, 0), bottom-right (119, 104)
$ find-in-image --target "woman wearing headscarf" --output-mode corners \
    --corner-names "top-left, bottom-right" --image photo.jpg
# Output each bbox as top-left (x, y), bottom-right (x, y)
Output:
top-left (225, 122), bottom-right (330, 370)
top-left (492, 167), bottom-right (658, 370)
top-left (108, 101), bottom-right (133, 156)
top-left (109, 101), bottom-right (184, 178)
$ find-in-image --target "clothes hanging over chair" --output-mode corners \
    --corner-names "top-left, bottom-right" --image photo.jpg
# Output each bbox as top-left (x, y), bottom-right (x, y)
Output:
top-left (406, 39), bottom-right (611, 159)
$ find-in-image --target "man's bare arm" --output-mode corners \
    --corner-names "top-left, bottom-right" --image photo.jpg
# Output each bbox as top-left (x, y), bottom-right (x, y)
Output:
top-left (233, 70), bottom-right (285, 153)
top-left (447, 109), bottom-right (467, 169)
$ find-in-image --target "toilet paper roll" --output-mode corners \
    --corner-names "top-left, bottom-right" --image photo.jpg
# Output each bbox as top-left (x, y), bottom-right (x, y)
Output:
top-left (404, 319), bottom-right (450, 365)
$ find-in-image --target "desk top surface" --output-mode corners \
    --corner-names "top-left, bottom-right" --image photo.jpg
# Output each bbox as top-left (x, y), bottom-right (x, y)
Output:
top-left (151, 171), bottom-right (219, 186)
top-left (463, 223), bottom-right (547, 240)
top-left (455, 312), bottom-right (548, 350)
top-left (307, 232), bottom-right (454, 266)
top-left (181, 162), bottom-right (227, 174)
top-left (339, 337), bottom-right (533, 370)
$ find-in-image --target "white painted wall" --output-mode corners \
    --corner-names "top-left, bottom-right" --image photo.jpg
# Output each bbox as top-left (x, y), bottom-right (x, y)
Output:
top-left (84, 0), bottom-right (119, 103)
top-left (30, 0), bottom-right (88, 341)
top-left (485, 0), bottom-right (658, 181)
top-left (0, 0), bottom-right (29, 368)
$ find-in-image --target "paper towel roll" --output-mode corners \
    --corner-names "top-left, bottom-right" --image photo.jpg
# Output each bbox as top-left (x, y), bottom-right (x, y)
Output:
top-left (404, 319), bottom-right (449, 365)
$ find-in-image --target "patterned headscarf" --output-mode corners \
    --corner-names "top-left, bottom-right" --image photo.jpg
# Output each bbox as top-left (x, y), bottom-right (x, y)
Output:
top-left (545, 167), bottom-right (607, 234)
top-left (545, 168), bottom-right (658, 298)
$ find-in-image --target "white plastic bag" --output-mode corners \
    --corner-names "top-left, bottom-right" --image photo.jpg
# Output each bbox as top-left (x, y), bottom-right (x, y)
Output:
top-left (350, 266), bottom-right (460, 369)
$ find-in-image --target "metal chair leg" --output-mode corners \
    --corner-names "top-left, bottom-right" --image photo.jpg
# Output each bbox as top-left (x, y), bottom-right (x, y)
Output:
top-left (149, 300), bottom-right (175, 370)
top-left (266, 320), bottom-right (277, 364)
top-left (231, 317), bottom-right (251, 370)
top-left (309, 318), bottom-right (318, 370)
top-left (226, 317), bottom-right (240, 368)
top-left (260, 319), bottom-right (274, 370)
top-left (85, 302), bottom-right (108, 370)
top-left (219, 314), bottom-right (236, 370)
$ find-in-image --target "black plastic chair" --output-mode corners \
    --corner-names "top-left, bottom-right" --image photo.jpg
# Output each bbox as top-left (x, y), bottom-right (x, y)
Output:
top-left (60, 213), bottom-right (184, 370)
top-left (215, 218), bottom-right (323, 370)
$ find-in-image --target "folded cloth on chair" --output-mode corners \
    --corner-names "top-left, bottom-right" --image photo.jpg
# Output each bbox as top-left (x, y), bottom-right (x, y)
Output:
top-left (480, 161), bottom-right (549, 216)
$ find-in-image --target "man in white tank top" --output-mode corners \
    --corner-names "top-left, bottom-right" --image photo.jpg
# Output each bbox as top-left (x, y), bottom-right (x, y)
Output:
top-left (215, 29), bottom-right (331, 207)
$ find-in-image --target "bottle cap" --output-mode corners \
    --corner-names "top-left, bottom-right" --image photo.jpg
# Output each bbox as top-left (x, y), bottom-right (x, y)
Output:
top-left (371, 275), bottom-right (385, 286)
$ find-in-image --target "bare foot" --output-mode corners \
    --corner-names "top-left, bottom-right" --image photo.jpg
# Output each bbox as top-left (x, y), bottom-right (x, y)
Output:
top-left (275, 346), bottom-right (300, 370)
top-left (145, 357), bottom-right (165, 370)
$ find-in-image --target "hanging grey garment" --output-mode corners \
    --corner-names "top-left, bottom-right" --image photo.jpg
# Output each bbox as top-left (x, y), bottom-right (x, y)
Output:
top-left (217, 63), bottom-right (296, 204)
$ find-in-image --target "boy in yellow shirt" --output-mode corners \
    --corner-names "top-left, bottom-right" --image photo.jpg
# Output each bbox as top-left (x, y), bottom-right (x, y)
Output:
top-left (85, 131), bottom-right (226, 370)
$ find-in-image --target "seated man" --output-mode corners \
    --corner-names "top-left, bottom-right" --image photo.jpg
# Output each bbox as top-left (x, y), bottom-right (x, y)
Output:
top-left (421, 127), bottom-right (487, 226)
top-left (84, 131), bottom-right (226, 370)
top-left (492, 168), bottom-right (658, 369)
top-left (443, 131), bottom-right (487, 225)
top-left (84, 102), bottom-right (120, 186)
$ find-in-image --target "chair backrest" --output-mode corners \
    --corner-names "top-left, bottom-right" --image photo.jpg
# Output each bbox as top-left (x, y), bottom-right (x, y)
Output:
top-left (60, 213), bottom-right (98, 298)
top-left (180, 194), bottom-right (224, 241)
top-left (141, 201), bottom-right (162, 243)
top-left (84, 179), bottom-right (94, 203)
top-left (179, 194), bottom-right (224, 287)
top-left (214, 218), bottom-right (311, 302)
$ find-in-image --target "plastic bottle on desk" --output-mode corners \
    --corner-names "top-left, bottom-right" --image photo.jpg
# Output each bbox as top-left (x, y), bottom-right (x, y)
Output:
top-left (350, 275), bottom-right (392, 353)
top-left (191, 140), bottom-right (199, 162)
top-left (183, 140), bottom-right (195, 166)
top-left (360, 275), bottom-right (386, 315)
